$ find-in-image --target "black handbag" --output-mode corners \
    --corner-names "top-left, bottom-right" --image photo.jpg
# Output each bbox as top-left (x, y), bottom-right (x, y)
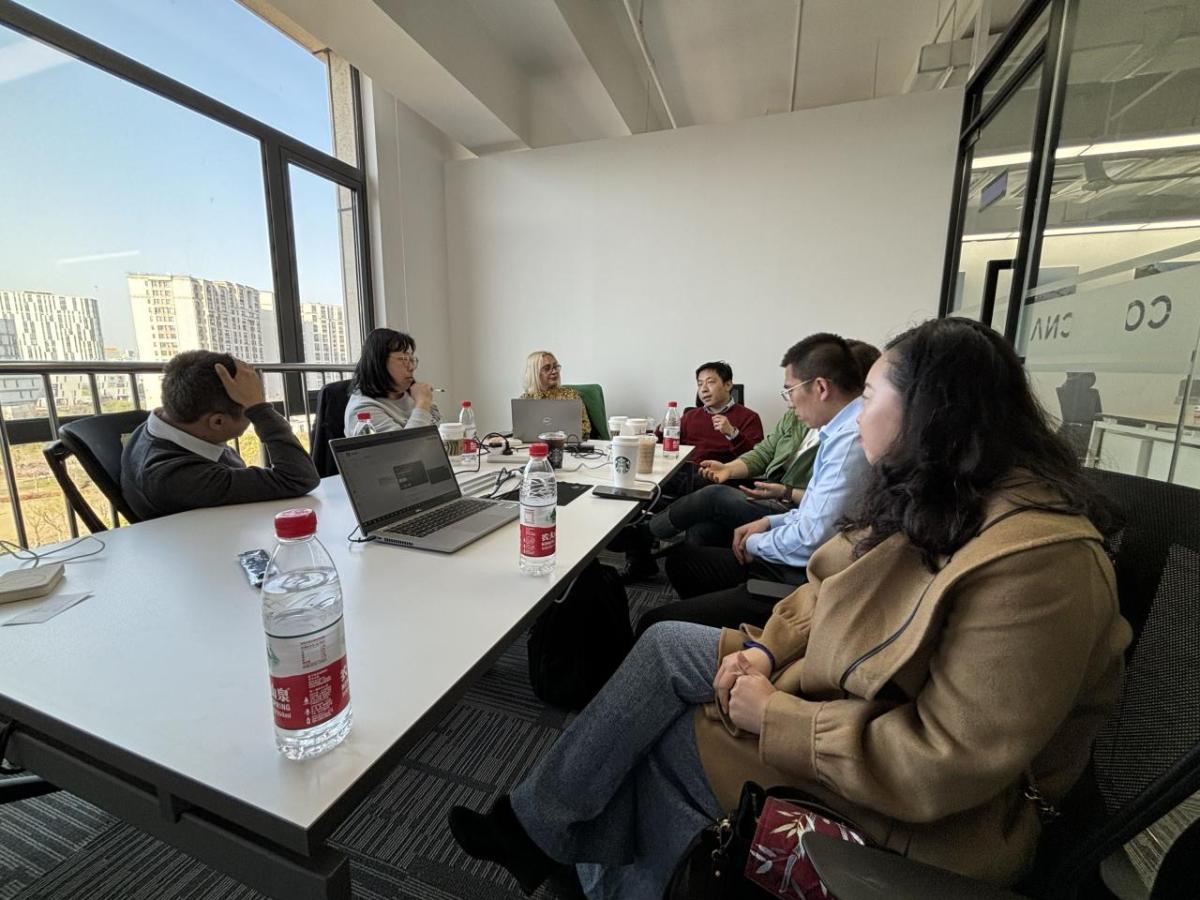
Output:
top-left (527, 560), bottom-right (633, 710)
top-left (664, 781), bottom-right (875, 899)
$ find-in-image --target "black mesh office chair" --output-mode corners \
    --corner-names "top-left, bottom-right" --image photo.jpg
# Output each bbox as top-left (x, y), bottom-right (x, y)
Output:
top-left (310, 379), bottom-right (352, 478)
top-left (1057, 373), bottom-right (1103, 463)
top-left (803, 469), bottom-right (1200, 899)
top-left (42, 409), bottom-right (149, 533)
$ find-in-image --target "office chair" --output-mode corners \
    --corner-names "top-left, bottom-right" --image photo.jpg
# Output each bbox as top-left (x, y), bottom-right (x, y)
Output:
top-left (43, 409), bottom-right (149, 533)
top-left (1057, 373), bottom-right (1102, 464)
top-left (563, 383), bottom-right (609, 440)
top-left (310, 379), bottom-right (352, 477)
top-left (802, 470), bottom-right (1200, 899)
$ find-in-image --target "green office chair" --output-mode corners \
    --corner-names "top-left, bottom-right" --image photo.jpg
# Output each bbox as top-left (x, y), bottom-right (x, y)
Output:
top-left (564, 383), bottom-right (609, 440)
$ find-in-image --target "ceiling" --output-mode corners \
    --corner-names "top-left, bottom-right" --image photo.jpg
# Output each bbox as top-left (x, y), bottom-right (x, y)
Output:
top-left (265, 0), bottom-right (1023, 154)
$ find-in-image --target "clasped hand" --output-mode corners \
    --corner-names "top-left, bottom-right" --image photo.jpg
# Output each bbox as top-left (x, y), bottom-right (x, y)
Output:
top-left (732, 517), bottom-right (770, 564)
top-left (713, 648), bottom-right (775, 734)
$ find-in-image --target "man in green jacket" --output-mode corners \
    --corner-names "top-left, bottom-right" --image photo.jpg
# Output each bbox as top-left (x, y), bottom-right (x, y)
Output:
top-left (612, 413), bottom-right (815, 576)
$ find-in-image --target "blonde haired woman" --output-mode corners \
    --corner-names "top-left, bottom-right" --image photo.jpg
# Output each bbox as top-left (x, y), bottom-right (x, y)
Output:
top-left (520, 351), bottom-right (591, 439)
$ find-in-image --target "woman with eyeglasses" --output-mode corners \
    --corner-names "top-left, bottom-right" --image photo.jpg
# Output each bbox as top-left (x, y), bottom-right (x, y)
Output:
top-left (520, 351), bottom-right (591, 439)
top-left (344, 328), bottom-right (441, 433)
top-left (450, 317), bottom-right (1129, 899)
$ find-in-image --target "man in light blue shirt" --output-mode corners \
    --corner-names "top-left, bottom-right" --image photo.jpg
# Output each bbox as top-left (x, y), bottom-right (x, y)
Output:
top-left (738, 395), bottom-right (868, 567)
top-left (638, 334), bottom-right (873, 634)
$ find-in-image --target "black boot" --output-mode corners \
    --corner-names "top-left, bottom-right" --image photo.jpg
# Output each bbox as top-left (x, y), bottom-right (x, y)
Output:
top-left (448, 795), bottom-right (555, 895)
top-left (605, 521), bottom-right (653, 555)
top-left (620, 551), bottom-right (660, 583)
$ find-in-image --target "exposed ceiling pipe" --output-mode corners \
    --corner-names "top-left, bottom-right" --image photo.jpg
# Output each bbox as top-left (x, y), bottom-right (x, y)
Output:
top-left (621, 0), bottom-right (678, 129)
top-left (789, 0), bottom-right (804, 111)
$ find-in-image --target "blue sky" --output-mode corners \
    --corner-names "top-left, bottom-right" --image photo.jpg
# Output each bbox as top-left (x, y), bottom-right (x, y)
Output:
top-left (0, 0), bottom-right (344, 354)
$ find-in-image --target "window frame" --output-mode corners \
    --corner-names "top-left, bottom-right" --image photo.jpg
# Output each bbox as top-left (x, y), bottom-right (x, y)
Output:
top-left (938, 0), bottom-right (1076, 344)
top-left (0, 0), bottom-right (375, 386)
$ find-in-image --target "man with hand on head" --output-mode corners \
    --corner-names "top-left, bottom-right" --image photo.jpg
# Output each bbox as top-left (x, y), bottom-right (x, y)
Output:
top-left (121, 350), bottom-right (320, 520)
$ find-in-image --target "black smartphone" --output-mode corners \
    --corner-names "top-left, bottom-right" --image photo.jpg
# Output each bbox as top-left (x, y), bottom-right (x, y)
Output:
top-left (238, 549), bottom-right (270, 588)
top-left (592, 484), bottom-right (655, 501)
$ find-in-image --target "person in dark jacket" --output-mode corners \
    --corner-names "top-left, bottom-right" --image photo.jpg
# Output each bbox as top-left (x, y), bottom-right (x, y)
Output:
top-left (121, 350), bottom-right (320, 520)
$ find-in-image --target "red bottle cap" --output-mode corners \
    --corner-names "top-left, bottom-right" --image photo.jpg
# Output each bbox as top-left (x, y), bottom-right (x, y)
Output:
top-left (667, 401), bottom-right (678, 407)
top-left (461, 400), bottom-right (472, 407)
top-left (274, 508), bottom-right (317, 539)
top-left (529, 443), bottom-right (549, 458)
top-left (356, 411), bottom-right (371, 420)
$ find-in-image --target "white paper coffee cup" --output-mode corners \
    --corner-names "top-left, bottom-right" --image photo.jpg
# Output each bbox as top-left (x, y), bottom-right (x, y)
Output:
top-left (610, 436), bottom-right (640, 488)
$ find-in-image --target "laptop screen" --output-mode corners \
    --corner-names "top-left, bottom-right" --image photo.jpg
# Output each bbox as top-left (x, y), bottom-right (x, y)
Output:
top-left (333, 426), bottom-right (460, 528)
top-left (511, 398), bottom-right (583, 442)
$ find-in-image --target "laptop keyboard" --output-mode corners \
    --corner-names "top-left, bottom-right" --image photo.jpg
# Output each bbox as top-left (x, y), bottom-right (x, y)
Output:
top-left (383, 498), bottom-right (496, 538)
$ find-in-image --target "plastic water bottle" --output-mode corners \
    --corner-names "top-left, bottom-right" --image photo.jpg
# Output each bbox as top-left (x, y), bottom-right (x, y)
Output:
top-left (352, 411), bottom-right (375, 436)
top-left (519, 443), bottom-right (557, 576)
top-left (459, 401), bottom-right (478, 465)
top-left (261, 508), bottom-right (352, 759)
top-left (662, 401), bottom-right (681, 460)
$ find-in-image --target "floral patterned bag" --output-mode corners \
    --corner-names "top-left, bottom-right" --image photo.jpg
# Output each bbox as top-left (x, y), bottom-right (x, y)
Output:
top-left (665, 782), bottom-right (876, 900)
top-left (743, 795), bottom-right (869, 898)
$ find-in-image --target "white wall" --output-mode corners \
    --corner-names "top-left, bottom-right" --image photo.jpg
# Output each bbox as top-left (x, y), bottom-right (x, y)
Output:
top-left (362, 78), bottom-right (470, 399)
top-left (444, 89), bottom-right (962, 431)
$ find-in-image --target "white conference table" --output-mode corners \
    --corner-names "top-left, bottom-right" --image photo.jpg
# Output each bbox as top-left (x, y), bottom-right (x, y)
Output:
top-left (0, 442), bottom-right (692, 899)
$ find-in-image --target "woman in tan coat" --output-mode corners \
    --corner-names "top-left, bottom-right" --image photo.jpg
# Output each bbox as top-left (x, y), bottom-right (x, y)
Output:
top-left (450, 318), bottom-right (1131, 899)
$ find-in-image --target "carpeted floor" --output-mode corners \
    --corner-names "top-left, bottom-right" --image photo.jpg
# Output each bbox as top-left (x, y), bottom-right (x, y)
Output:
top-left (1, 555), bottom-right (676, 900)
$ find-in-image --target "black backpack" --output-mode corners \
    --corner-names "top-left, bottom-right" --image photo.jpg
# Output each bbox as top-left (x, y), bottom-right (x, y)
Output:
top-left (527, 560), bottom-right (633, 710)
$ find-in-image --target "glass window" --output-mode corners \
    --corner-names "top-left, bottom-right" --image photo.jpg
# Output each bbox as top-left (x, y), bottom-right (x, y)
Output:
top-left (288, 164), bottom-right (358, 389)
top-left (0, 27), bottom-right (277, 406)
top-left (1012, 0), bottom-right (1200, 487)
top-left (13, 0), bottom-right (333, 153)
top-left (954, 65), bottom-right (1044, 329)
top-left (979, 4), bottom-right (1051, 112)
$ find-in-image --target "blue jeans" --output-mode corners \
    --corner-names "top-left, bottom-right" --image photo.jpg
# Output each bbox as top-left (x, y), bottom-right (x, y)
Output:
top-left (511, 622), bottom-right (724, 899)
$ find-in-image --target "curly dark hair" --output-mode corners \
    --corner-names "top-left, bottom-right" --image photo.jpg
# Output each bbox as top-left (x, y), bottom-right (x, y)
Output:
top-left (161, 350), bottom-right (242, 422)
top-left (841, 317), bottom-right (1112, 569)
top-left (351, 328), bottom-right (416, 399)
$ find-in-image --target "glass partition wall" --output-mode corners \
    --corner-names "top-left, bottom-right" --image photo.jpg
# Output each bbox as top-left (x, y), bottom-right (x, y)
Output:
top-left (943, 0), bottom-right (1200, 488)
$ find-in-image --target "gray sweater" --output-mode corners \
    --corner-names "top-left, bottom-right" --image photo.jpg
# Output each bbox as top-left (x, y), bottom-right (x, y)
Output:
top-left (121, 405), bottom-right (321, 521)
top-left (343, 390), bottom-right (441, 434)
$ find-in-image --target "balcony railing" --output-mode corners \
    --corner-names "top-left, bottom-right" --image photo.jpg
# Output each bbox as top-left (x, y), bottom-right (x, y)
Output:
top-left (0, 361), bottom-right (355, 548)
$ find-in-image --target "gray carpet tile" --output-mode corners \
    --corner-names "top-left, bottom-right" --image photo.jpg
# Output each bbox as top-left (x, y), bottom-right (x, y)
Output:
top-left (4, 556), bottom-right (677, 900)
top-left (0, 789), bottom-right (116, 900)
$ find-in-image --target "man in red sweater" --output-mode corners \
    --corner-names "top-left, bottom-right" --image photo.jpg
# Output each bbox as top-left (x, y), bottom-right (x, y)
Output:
top-left (666, 361), bottom-right (763, 491)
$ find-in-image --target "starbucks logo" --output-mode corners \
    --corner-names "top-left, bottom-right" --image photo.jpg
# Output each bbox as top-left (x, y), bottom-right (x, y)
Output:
top-left (614, 457), bottom-right (631, 474)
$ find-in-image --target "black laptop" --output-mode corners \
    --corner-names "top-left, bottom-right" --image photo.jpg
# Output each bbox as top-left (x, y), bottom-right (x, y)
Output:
top-left (330, 426), bottom-right (518, 552)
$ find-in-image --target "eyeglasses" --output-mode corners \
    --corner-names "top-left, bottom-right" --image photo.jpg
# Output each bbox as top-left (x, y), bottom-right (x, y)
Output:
top-left (392, 355), bottom-right (419, 367)
top-left (540, 364), bottom-right (563, 373)
top-left (779, 379), bottom-right (813, 402)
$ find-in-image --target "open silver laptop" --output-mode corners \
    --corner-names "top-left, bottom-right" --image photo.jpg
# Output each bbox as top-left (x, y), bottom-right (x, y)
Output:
top-left (511, 398), bottom-right (584, 442)
top-left (330, 426), bottom-right (518, 552)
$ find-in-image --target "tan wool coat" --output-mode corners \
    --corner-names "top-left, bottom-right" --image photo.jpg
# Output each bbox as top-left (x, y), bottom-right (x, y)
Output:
top-left (695, 479), bottom-right (1131, 885)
